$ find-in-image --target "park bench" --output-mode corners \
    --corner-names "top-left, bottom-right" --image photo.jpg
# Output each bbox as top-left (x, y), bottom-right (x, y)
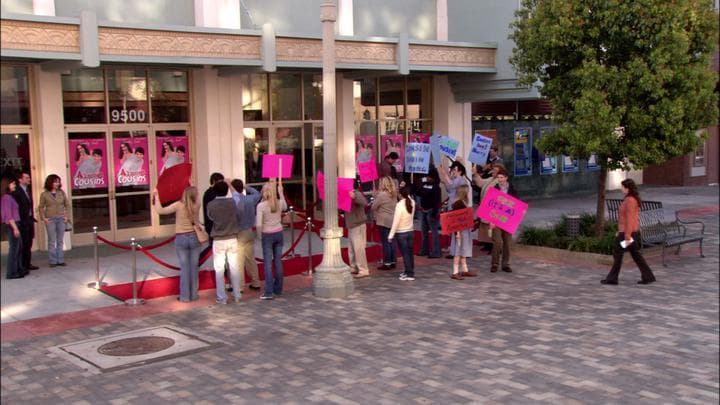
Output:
top-left (606, 199), bottom-right (705, 266)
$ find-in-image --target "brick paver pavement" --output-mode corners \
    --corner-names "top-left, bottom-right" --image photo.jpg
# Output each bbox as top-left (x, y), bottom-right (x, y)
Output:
top-left (1, 213), bottom-right (718, 404)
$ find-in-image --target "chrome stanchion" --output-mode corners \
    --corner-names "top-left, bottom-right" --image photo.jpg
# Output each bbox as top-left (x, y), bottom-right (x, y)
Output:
top-left (125, 238), bottom-right (145, 306)
top-left (303, 217), bottom-right (313, 276)
top-left (87, 226), bottom-right (107, 289)
top-left (288, 206), bottom-right (299, 257)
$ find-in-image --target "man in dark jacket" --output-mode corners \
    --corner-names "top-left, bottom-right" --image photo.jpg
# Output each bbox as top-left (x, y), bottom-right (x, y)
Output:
top-left (417, 166), bottom-right (442, 258)
top-left (200, 172), bottom-right (224, 261)
top-left (12, 170), bottom-right (38, 270)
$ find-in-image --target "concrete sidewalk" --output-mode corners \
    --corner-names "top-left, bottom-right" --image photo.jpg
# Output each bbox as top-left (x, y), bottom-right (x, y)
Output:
top-left (1, 185), bottom-right (717, 324)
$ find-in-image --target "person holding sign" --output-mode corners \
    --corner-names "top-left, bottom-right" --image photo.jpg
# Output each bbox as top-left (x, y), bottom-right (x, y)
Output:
top-left (480, 145), bottom-right (504, 179)
top-left (489, 168), bottom-right (517, 273)
top-left (387, 187), bottom-right (416, 281)
top-left (449, 185), bottom-right (477, 280)
top-left (440, 160), bottom-right (472, 209)
top-left (256, 181), bottom-right (287, 300)
top-left (346, 182), bottom-right (370, 278)
top-left (372, 177), bottom-right (399, 270)
top-left (417, 167), bottom-right (442, 258)
top-left (601, 179), bottom-right (656, 285)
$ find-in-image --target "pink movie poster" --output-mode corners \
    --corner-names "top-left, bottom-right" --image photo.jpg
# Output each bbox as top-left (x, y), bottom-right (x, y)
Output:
top-left (114, 137), bottom-right (150, 187)
top-left (69, 139), bottom-right (108, 190)
top-left (408, 133), bottom-right (430, 144)
top-left (157, 135), bottom-right (189, 176)
top-left (380, 134), bottom-right (404, 172)
top-left (355, 134), bottom-right (377, 165)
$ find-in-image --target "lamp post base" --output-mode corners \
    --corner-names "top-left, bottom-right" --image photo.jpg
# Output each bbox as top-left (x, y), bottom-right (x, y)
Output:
top-left (312, 265), bottom-right (354, 298)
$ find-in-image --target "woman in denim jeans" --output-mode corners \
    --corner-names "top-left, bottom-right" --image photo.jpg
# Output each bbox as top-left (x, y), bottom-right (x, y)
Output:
top-left (372, 177), bottom-right (398, 270)
top-left (37, 174), bottom-right (70, 267)
top-left (256, 182), bottom-right (287, 300)
top-left (153, 186), bottom-right (202, 302)
top-left (388, 187), bottom-right (416, 281)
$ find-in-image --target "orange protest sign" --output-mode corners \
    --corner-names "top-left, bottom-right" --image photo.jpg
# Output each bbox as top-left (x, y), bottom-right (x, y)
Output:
top-left (440, 207), bottom-right (475, 235)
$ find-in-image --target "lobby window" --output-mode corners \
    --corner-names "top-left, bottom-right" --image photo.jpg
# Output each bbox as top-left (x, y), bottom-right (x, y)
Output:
top-left (62, 70), bottom-right (106, 124)
top-left (271, 73), bottom-right (302, 121)
top-left (241, 74), bottom-right (269, 121)
top-left (107, 69), bottom-right (149, 124)
top-left (303, 74), bottom-right (323, 120)
top-left (149, 70), bottom-right (189, 122)
top-left (0, 66), bottom-right (30, 125)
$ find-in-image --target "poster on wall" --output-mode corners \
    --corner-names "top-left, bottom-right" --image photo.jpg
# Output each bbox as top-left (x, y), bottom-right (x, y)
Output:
top-left (156, 134), bottom-right (189, 176)
top-left (380, 134), bottom-right (404, 172)
top-left (513, 127), bottom-right (532, 176)
top-left (539, 127), bottom-right (558, 175)
top-left (586, 152), bottom-right (600, 171)
top-left (355, 134), bottom-right (376, 165)
top-left (68, 139), bottom-right (108, 190)
top-left (114, 137), bottom-right (150, 187)
top-left (408, 133), bottom-right (430, 144)
top-left (562, 155), bottom-right (579, 173)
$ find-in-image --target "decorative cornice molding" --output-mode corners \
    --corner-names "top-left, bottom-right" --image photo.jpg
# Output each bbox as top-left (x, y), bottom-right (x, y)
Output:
top-left (336, 41), bottom-right (395, 65)
top-left (409, 45), bottom-right (495, 68)
top-left (276, 37), bottom-right (321, 62)
top-left (0, 20), bottom-right (79, 53)
top-left (98, 27), bottom-right (261, 59)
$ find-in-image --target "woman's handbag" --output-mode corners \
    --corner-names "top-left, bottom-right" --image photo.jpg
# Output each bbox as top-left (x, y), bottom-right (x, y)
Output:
top-left (191, 218), bottom-right (209, 244)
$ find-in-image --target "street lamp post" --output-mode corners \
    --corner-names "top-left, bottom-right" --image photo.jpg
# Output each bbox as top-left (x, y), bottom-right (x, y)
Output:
top-left (313, 0), bottom-right (354, 298)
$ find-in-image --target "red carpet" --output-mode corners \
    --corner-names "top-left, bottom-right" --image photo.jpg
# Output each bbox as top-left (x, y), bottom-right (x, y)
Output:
top-left (101, 245), bottom-right (382, 301)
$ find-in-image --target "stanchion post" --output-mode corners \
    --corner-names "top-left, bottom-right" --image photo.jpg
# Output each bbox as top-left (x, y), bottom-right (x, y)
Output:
top-left (303, 217), bottom-right (313, 276)
top-left (288, 206), bottom-right (299, 257)
top-left (87, 226), bottom-right (107, 289)
top-left (125, 238), bottom-right (145, 306)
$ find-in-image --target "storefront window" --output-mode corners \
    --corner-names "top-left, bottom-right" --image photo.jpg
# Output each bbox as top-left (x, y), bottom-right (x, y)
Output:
top-left (0, 133), bottom-right (30, 184)
top-left (149, 70), bottom-right (189, 122)
top-left (242, 74), bottom-right (269, 121)
top-left (0, 66), bottom-right (30, 125)
top-left (354, 79), bottom-right (377, 135)
top-left (303, 74), bottom-right (323, 120)
top-left (107, 69), bottom-right (149, 124)
top-left (62, 70), bottom-right (106, 124)
top-left (271, 73), bottom-right (302, 121)
top-left (406, 76), bottom-right (432, 120)
top-left (244, 128), bottom-right (269, 184)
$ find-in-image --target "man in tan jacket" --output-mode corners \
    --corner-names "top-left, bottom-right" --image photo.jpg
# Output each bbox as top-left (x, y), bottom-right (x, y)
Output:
top-left (346, 182), bottom-right (369, 278)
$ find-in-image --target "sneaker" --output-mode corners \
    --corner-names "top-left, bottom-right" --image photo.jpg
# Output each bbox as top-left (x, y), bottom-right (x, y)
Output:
top-left (234, 296), bottom-right (242, 303)
top-left (215, 299), bottom-right (227, 305)
top-left (248, 285), bottom-right (261, 291)
top-left (398, 274), bottom-right (415, 281)
top-left (260, 294), bottom-right (274, 300)
top-left (377, 264), bottom-right (393, 271)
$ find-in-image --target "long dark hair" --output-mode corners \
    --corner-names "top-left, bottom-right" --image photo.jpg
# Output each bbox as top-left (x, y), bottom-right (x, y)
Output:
top-left (399, 186), bottom-right (412, 214)
top-left (43, 174), bottom-right (61, 191)
top-left (621, 179), bottom-right (641, 205)
top-left (75, 143), bottom-right (90, 162)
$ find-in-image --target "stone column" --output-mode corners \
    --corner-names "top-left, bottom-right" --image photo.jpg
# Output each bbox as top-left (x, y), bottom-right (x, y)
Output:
top-left (313, 0), bottom-right (354, 298)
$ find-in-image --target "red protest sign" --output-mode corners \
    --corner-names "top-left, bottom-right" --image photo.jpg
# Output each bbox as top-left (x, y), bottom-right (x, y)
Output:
top-left (156, 162), bottom-right (192, 205)
top-left (440, 207), bottom-right (475, 235)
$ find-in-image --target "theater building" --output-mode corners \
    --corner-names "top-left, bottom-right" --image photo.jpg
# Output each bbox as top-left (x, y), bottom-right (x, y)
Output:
top-left (1, 0), bottom-right (716, 250)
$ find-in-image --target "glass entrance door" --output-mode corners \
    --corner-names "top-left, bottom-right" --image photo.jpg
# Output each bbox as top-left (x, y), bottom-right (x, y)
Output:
top-left (111, 130), bottom-right (152, 240)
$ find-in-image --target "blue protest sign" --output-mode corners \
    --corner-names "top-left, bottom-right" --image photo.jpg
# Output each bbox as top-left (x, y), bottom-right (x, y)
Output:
top-left (439, 136), bottom-right (459, 159)
top-left (405, 142), bottom-right (431, 174)
top-left (467, 133), bottom-right (493, 165)
top-left (430, 133), bottom-right (442, 164)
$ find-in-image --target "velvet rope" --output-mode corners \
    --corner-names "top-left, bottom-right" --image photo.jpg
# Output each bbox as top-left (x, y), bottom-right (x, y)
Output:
top-left (96, 234), bottom-right (176, 251)
top-left (96, 235), bottom-right (134, 251)
top-left (139, 248), bottom-right (180, 271)
top-left (141, 236), bottom-right (177, 250)
top-left (255, 228), bottom-right (307, 262)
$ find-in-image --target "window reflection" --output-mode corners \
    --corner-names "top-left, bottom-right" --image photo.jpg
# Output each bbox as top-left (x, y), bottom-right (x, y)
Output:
top-left (62, 70), bottom-right (106, 124)
top-left (271, 74), bottom-right (301, 120)
top-left (107, 69), bottom-right (148, 124)
top-left (242, 74), bottom-right (269, 121)
top-left (149, 70), bottom-right (189, 122)
top-left (0, 66), bottom-right (30, 125)
top-left (244, 128), bottom-right (269, 184)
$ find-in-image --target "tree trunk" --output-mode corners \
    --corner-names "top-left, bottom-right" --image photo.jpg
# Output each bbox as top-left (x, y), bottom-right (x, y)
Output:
top-left (594, 168), bottom-right (607, 236)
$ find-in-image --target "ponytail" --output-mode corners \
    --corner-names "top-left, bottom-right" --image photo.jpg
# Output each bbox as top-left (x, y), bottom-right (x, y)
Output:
top-left (399, 187), bottom-right (412, 214)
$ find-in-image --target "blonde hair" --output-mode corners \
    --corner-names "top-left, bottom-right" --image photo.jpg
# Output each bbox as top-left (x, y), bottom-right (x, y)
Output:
top-left (262, 182), bottom-right (279, 213)
top-left (181, 186), bottom-right (199, 223)
top-left (455, 185), bottom-right (469, 206)
top-left (378, 176), bottom-right (397, 199)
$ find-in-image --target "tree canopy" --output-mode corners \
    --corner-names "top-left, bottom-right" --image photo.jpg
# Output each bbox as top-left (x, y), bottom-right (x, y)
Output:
top-left (510, 0), bottom-right (719, 172)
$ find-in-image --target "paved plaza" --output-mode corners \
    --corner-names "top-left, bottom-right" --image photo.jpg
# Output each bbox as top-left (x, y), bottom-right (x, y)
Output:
top-left (1, 186), bottom-right (718, 404)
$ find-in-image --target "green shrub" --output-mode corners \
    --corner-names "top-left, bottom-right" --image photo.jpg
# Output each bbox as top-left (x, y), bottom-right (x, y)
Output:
top-left (518, 214), bottom-right (618, 255)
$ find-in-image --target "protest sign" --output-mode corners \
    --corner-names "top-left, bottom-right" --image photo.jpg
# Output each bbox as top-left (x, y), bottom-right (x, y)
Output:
top-left (157, 163), bottom-right (192, 205)
top-left (317, 171), bottom-right (325, 200)
top-left (404, 142), bottom-right (431, 174)
top-left (440, 207), bottom-right (475, 235)
top-left (357, 160), bottom-right (378, 183)
top-left (262, 154), bottom-right (294, 178)
top-left (337, 177), bottom-right (355, 212)
top-left (429, 133), bottom-right (442, 164)
top-left (467, 133), bottom-right (493, 166)
top-left (476, 187), bottom-right (528, 235)
top-left (439, 136), bottom-right (460, 159)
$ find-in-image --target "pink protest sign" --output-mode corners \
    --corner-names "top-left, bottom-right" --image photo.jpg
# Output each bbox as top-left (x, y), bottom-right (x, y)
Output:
top-left (476, 187), bottom-right (528, 235)
top-left (69, 139), bottom-right (108, 190)
top-left (337, 177), bottom-right (355, 212)
top-left (357, 160), bottom-right (378, 183)
top-left (114, 137), bottom-right (150, 187)
top-left (262, 154), bottom-right (294, 178)
top-left (317, 171), bottom-right (325, 200)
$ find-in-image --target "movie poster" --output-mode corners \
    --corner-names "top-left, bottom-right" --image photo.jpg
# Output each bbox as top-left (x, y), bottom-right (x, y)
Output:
top-left (380, 134), bottom-right (404, 172)
top-left (68, 139), bottom-right (108, 190)
top-left (586, 152), bottom-right (600, 171)
top-left (408, 132), bottom-right (430, 144)
top-left (355, 134), bottom-right (377, 165)
top-left (113, 137), bottom-right (150, 187)
top-left (156, 134), bottom-right (189, 176)
top-left (513, 127), bottom-right (532, 176)
top-left (539, 127), bottom-right (558, 175)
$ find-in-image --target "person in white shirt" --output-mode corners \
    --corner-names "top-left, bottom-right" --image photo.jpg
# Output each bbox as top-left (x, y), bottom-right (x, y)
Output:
top-left (387, 187), bottom-right (416, 281)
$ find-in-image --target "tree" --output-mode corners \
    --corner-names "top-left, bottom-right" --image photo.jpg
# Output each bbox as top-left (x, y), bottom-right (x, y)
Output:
top-left (510, 0), bottom-right (719, 235)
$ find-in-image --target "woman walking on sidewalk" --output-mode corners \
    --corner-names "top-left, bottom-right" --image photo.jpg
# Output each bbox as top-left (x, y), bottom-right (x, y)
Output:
top-left (372, 176), bottom-right (398, 270)
top-left (256, 181), bottom-right (287, 300)
top-left (37, 174), bottom-right (70, 267)
top-left (601, 179), bottom-right (656, 285)
top-left (450, 185), bottom-right (476, 280)
top-left (153, 186), bottom-right (202, 302)
top-left (388, 187), bottom-right (416, 281)
top-left (2, 177), bottom-right (26, 279)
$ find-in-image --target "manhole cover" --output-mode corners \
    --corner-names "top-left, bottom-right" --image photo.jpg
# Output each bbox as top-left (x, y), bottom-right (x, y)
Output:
top-left (97, 336), bottom-right (175, 356)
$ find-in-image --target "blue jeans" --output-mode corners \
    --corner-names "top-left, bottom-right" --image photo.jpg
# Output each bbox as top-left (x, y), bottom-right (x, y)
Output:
top-left (261, 231), bottom-right (284, 296)
top-left (395, 231), bottom-right (415, 277)
top-left (175, 232), bottom-right (201, 302)
top-left (46, 216), bottom-right (66, 265)
top-left (4, 225), bottom-right (23, 278)
top-left (378, 226), bottom-right (396, 265)
top-left (419, 208), bottom-right (441, 257)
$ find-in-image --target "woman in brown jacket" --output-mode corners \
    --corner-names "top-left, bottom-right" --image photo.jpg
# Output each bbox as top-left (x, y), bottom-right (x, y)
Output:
top-left (372, 176), bottom-right (398, 270)
top-left (37, 174), bottom-right (70, 267)
top-left (601, 179), bottom-right (656, 285)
